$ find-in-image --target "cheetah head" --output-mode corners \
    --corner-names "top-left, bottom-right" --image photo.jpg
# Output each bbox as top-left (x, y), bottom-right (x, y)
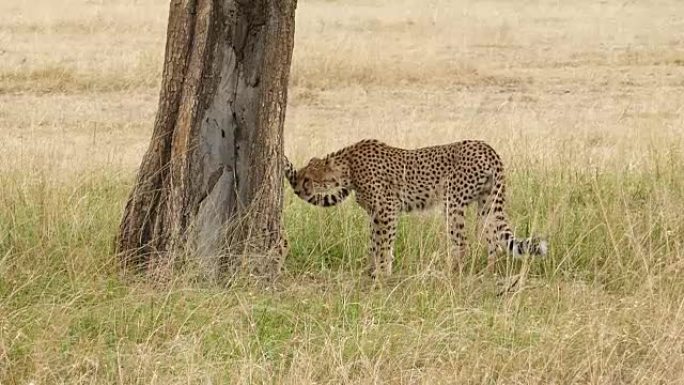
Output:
top-left (294, 157), bottom-right (342, 197)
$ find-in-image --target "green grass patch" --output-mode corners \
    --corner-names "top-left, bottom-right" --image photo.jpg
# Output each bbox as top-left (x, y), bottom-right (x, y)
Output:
top-left (1, 160), bottom-right (683, 383)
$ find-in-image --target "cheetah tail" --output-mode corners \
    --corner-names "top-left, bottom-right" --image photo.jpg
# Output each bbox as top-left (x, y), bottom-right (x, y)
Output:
top-left (515, 236), bottom-right (548, 257)
top-left (500, 231), bottom-right (548, 258)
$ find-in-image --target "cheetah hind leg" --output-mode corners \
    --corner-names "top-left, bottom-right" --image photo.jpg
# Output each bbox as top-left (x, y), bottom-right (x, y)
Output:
top-left (477, 192), bottom-right (499, 273)
top-left (368, 211), bottom-right (398, 279)
top-left (446, 201), bottom-right (468, 274)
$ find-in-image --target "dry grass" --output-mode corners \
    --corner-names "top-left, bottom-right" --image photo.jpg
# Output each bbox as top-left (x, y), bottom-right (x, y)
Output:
top-left (1, 0), bottom-right (684, 383)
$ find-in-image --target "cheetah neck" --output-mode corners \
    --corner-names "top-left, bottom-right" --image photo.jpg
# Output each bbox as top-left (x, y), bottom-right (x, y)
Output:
top-left (325, 149), bottom-right (352, 189)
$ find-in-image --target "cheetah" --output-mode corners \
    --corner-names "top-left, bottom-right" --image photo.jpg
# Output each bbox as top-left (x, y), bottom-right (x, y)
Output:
top-left (284, 139), bottom-right (547, 278)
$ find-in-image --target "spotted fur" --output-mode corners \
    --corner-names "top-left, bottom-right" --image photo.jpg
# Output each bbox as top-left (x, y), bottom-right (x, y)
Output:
top-left (285, 139), bottom-right (547, 278)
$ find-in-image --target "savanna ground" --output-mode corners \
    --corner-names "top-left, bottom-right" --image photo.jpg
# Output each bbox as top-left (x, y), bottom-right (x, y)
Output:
top-left (1, 0), bottom-right (684, 383)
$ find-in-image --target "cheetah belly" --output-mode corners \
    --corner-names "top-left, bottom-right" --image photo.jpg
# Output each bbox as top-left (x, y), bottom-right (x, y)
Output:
top-left (398, 183), bottom-right (443, 213)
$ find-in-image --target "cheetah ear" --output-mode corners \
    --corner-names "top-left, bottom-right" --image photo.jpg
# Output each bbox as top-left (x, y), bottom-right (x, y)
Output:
top-left (324, 157), bottom-right (335, 168)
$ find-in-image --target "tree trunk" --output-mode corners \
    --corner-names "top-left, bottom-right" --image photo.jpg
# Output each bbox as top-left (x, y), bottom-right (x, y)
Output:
top-left (117, 0), bottom-right (296, 281)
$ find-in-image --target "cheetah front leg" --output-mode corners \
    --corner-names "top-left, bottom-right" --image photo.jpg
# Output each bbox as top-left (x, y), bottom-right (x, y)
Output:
top-left (368, 208), bottom-right (399, 279)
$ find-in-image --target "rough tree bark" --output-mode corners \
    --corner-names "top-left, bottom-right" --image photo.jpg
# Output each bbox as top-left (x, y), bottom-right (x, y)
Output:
top-left (117, 0), bottom-right (296, 280)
